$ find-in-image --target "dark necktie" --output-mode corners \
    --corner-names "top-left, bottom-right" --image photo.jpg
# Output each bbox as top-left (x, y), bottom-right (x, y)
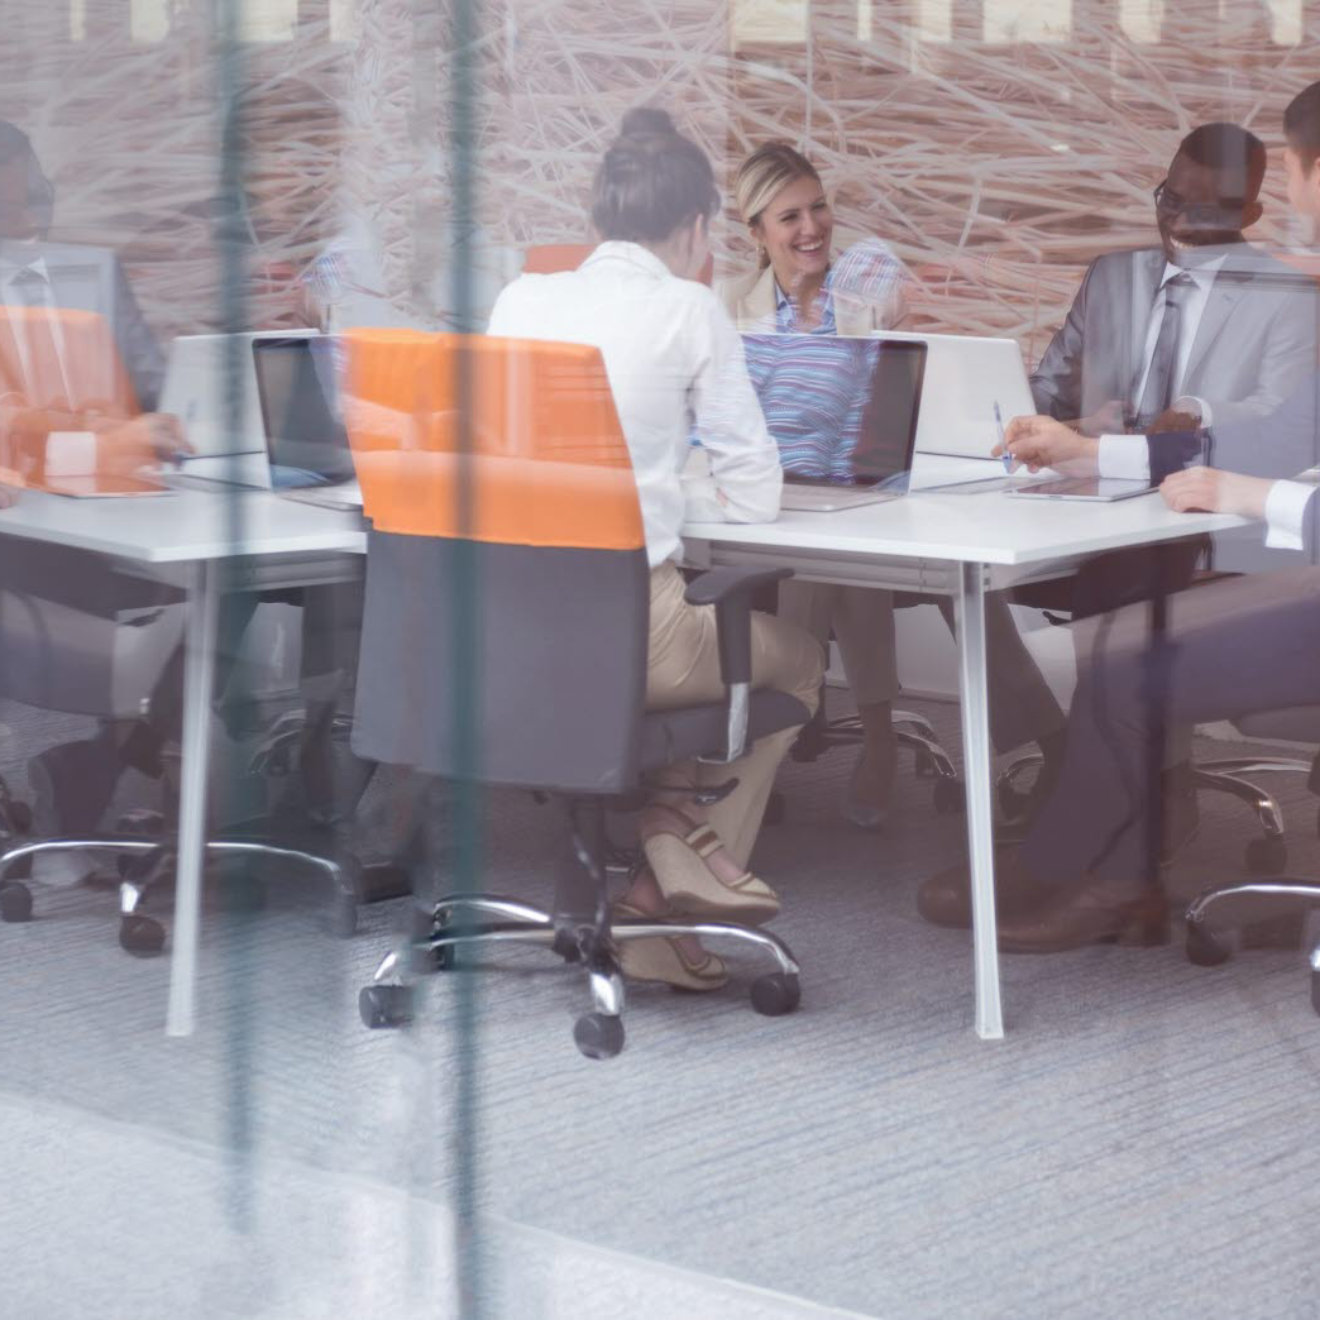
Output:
top-left (9, 266), bottom-right (67, 409)
top-left (1131, 272), bottom-right (1194, 431)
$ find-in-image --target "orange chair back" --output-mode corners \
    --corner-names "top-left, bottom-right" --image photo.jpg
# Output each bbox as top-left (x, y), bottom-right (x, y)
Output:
top-left (0, 306), bottom-right (146, 486)
top-left (341, 329), bottom-right (644, 552)
top-left (523, 243), bottom-right (713, 286)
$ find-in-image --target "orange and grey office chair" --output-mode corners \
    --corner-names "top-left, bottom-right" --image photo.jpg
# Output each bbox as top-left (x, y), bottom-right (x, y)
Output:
top-left (343, 329), bottom-right (807, 1058)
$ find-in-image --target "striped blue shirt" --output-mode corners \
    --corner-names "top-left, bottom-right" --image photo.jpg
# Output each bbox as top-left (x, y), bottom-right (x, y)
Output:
top-left (742, 326), bottom-right (880, 482)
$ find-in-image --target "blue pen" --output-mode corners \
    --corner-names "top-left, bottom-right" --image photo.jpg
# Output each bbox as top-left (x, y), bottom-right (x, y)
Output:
top-left (994, 401), bottom-right (1011, 472)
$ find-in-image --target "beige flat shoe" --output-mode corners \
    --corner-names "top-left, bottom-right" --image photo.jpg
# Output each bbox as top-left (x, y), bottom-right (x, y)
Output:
top-left (612, 903), bottom-right (729, 991)
top-left (640, 807), bottom-right (780, 925)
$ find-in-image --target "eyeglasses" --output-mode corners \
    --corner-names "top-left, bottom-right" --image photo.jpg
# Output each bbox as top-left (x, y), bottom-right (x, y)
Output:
top-left (1153, 179), bottom-right (1247, 221)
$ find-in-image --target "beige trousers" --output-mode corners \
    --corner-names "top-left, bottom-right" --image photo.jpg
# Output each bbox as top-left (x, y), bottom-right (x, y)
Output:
top-left (777, 579), bottom-right (898, 707)
top-left (645, 562), bottom-right (823, 870)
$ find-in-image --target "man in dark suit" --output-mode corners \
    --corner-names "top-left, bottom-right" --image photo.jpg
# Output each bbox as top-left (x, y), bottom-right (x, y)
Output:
top-left (1031, 122), bottom-right (1316, 438)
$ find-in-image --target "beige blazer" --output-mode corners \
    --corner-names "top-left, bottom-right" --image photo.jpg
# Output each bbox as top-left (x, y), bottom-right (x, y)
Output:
top-left (715, 262), bottom-right (905, 335)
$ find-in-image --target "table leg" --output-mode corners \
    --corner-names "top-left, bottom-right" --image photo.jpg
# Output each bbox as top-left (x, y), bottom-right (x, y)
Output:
top-left (165, 560), bottom-right (219, 1038)
top-left (956, 562), bottom-right (1004, 1041)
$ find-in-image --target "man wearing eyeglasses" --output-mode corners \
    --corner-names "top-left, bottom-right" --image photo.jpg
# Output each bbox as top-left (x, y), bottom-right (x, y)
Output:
top-left (1030, 122), bottom-right (1316, 441)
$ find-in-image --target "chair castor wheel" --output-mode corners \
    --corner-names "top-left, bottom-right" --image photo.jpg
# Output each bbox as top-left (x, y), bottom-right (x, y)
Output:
top-left (119, 914), bottom-right (166, 956)
top-left (4, 853), bottom-right (32, 881)
top-left (996, 780), bottom-right (1031, 824)
top-left (1185, 922), bottom-right (1232, 967)
top-left (933, 778), bottom-right (965, 815)
top-left (410, 941), bottom-right (454, 974)
top-left (359, 983), bottom-right (415, 1029)
top-left (329, 895), bottom-right (358, 939)
top-left (0, 881), bottom-right (33, 923)
top-left (750, 971), bottom-right (800, 1016)
top-left (763, 792), bottom-right (786, 826)
top-left (574, 1011), bottom-right (625, 1060)
top-left (4, 801), bottom-right (32, 835)
top-left (1245, 836), bottom-right (1287, 876)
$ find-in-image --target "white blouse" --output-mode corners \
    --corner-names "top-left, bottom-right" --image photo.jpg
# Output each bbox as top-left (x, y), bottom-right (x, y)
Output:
top-left (487, 241), bottom-right (782, 567)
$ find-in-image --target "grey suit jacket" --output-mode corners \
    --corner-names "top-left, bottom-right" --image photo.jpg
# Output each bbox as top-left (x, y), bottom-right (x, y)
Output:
top-left (1030, 245), bottom-right (1318, 434)
top-left (0, 239), bottom-right (164, 412)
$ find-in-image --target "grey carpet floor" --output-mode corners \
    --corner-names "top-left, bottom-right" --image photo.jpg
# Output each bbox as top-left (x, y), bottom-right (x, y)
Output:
top-left (2, 693), bottom-right (1319, 1319)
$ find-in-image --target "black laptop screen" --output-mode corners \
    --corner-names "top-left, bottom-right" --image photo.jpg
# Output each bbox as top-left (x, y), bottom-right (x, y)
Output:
top-left (741, 334), bottom-right (926, 487)
top-left (252, 336), bottom-right (356, 486)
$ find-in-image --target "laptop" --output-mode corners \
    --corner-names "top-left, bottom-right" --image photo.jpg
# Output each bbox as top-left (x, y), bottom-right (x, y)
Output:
top-left (742, 334), bottom-right (927, 512)
top-left (251, 336), bottom-right (361, 509)
top-left (163, 334), bottom-right (361, 508)
top-left (160, 331), bottom-right (311, 487)
top-left (876, 331), bottom-right (1037, 493)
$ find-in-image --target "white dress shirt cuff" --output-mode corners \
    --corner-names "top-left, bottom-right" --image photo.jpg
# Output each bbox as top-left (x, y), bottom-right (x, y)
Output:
top-left (1097, 434), bottom-right (1151, 481)
top-left (1263, 479), bottom-right (1316, 550)
top-left (681, 470), bottom-right (730, 523)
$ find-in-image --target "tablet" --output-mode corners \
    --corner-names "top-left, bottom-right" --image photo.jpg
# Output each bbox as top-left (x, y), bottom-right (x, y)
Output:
top-left (1007, 477), bottom-right (1155, 503)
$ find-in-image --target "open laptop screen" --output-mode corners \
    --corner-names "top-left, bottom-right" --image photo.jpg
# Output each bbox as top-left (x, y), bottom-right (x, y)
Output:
top-left (252, 336), bottom-right (356, 486)
top-left (741, 334), bottom-right (925, 487)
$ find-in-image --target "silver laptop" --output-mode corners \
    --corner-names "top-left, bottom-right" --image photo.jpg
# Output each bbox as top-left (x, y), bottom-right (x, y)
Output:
top-left (876, 331), bottom-right (1036, 491)
top-left (741, 334), bottom-right (927, 512)
top-left (160, 331), bottom-right (317, 489)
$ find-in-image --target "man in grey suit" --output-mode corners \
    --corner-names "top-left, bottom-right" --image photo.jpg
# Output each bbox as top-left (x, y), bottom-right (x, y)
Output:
top-left (0, 119), bottom-right (165, 418)
top-left (1031, 122), bottom-right (1316, 440)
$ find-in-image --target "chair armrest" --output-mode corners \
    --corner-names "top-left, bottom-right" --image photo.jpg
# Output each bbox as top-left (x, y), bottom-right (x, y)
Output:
top-left (684, 567), bottom-right (791, 687)
top-left (685, 566), bottom-right (792, 764)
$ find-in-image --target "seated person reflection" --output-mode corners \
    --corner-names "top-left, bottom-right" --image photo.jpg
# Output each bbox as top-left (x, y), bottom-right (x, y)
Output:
top-left (0, 120), bottom-right (184, 497)
top-left (1031, 122), bottom-right (1315, 438)
top-left (488, 108), bottom-right (822, 991)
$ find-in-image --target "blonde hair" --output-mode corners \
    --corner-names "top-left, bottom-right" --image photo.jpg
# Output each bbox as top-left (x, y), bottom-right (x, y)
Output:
top-left (733, 142), bottom-right (823, 269)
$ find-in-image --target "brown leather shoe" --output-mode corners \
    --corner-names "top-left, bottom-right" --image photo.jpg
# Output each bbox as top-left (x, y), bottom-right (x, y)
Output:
top-left (916, 848), bottom-right (1056, 929)
top-left (995, 880), bottom-right (1170, 954)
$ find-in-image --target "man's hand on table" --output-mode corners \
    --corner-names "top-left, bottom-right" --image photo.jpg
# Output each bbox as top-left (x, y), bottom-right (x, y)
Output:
top-left (1160, 466), bottom-right (1273, 519)
top-left (93, 413), bottom-right (192, 466)
top-left (995, 415), bottom-right (1100, 475)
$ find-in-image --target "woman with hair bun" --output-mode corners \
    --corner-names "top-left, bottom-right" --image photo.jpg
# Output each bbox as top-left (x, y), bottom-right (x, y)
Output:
top-left (488, 109), bottom-right (822, 992)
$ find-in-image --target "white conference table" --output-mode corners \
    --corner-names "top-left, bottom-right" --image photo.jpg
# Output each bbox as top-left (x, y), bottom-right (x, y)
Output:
top-left (683, 475), bottom-right (1246, 1040)
top-left (0, 487), bottom-right (366, 1037)
top-left (0, 474), bottom-right (1246, 1043)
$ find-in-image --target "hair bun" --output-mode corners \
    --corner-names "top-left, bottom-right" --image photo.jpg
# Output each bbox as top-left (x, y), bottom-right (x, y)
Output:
top-left (620, 106), bottom-right (675, 138)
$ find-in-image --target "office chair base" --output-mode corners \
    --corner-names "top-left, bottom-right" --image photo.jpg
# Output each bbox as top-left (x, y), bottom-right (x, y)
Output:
top-left (784, 709), bottom-right (962, 819)
top-left (1186, 879), bottom-right (1320, 970)
top-left (0, 835), bottom-right (361, 944)
top-left (360, 892), bottom-right (802, 1056)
